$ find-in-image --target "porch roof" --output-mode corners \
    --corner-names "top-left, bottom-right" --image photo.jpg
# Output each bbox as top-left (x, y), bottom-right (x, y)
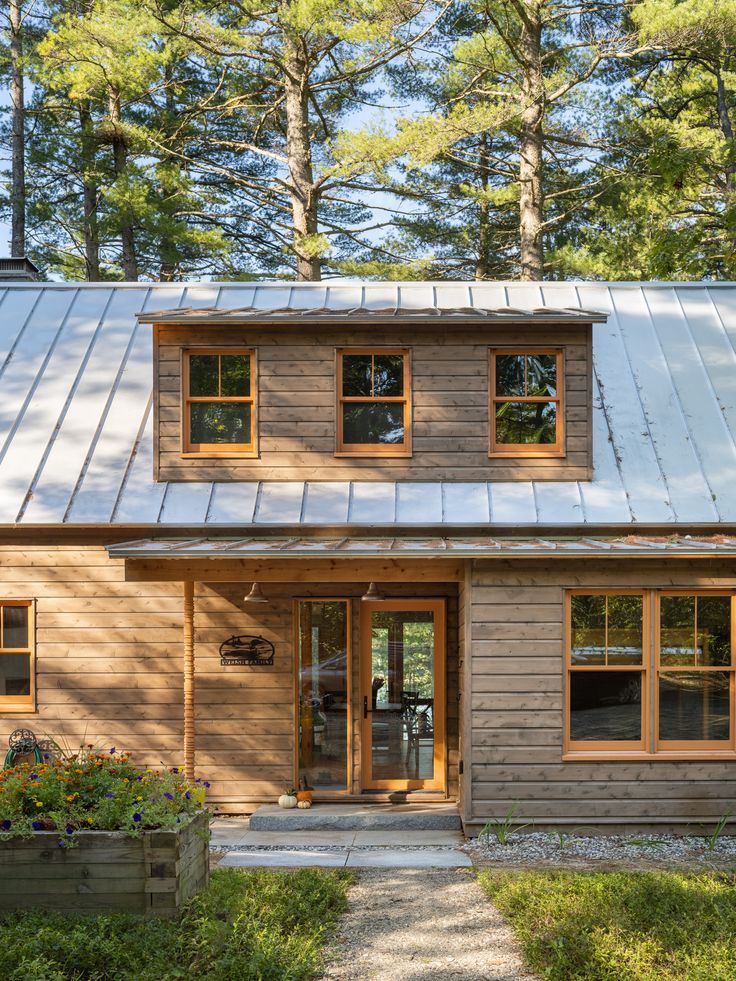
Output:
top-left (106, 534), bottom-right (736, 560)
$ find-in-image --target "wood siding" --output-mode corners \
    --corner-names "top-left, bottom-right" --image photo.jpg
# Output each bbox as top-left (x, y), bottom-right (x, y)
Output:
top-left (0, 547), bottom-right (458, 809)
top-left (465, 558), bottom-right (736, 831)
top-left (155, 323), bottom-right (592, 482)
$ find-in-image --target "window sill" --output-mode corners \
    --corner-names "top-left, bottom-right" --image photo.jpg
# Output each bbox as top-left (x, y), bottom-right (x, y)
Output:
top-left (334, 450), bottom-right (412, 459)
top-left (489, 449), bottom-right (566, 459)
top-left (563, 751), bottom-right (736, 762)
top-left (0, 704), bottom-right (37, 714)
top-left (180, 451), bottom-right (258, 460)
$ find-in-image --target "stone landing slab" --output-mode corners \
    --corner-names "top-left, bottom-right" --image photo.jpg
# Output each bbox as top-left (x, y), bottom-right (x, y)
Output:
top-left (249, 803), bottom-right (462, 832)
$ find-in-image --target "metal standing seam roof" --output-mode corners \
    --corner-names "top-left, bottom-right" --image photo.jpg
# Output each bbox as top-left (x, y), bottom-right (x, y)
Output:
top-left (107, 535), bottom-right (736, 559)
top-left (0, 279), bottom-right (736, 528)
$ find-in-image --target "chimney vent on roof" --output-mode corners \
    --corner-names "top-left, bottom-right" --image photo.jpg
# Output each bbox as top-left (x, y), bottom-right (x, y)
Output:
top-left (0, 257), bottom-right (39, 281)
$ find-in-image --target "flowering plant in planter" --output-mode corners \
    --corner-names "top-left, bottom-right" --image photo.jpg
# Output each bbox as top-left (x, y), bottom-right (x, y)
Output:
top-left (0, 747), bottom-right (209, 848)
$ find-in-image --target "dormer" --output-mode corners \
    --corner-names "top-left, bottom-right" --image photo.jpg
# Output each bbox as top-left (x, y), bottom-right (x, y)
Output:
top-left (138, 302), bottom-right (607, 483)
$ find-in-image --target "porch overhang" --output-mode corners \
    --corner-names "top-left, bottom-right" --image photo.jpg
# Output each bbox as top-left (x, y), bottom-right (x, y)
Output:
top-left (106, 534), bottom-right (736, 582)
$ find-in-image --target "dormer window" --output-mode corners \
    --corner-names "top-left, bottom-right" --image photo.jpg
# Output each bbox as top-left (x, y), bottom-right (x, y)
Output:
top-left (182, 349), bottom-right (256, 456)
top-left (489, 349), bottom-right (564, 457)
top-left (336, 349), bottom-right (411, 457)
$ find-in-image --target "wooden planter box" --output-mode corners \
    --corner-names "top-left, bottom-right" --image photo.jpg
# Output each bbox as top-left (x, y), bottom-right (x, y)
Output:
top-left (0, 811), bottom-right (210, 918)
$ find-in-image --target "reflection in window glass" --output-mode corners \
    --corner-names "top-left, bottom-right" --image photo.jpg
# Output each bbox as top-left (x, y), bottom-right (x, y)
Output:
top-left (571, 595), bottom-right (606, 665)
top-left (659, 672), bottom-right (730, 742)
top-left (495, 355), bottom-right (525, 396)
top-left (495, 402), bottom-right (556, 444)
top-left (343, 403), bottom-right (404, 444)
top-left (298, 602), bottom-right (349, 791)
top-left (3, 605), bottom-right (28, 649)
top-left (660, 595), bottom-right (731, 666)
top-left (697, 596), bottom-right (731, 666)
top-left (189, 355), bottom-right (219, 397)
top-left (373, 355), bottom-right (403, 397)
top-left (570, 671), bottom-right (642, 742)
top-left (190, 403), bottom-right (250, 445)
top-left (607, 596), bottom-right (643, 665)
top-left (0, 653), bottom-right (30, 697)
top-left (526, 354), bottom-right (557, 396)
top-left (220, 355), bottom-right (250, 397)
top-left (342, 355), bottom-right (372, 397)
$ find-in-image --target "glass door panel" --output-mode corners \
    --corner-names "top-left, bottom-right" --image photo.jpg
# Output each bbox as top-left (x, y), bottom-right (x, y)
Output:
top-left (297, 601), bottom-right (350, 791)
top-left (361, 599), bottom-right (445, 791)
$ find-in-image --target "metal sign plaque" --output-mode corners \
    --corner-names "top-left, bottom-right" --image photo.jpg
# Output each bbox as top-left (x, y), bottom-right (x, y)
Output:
top-left (219, 635), bottom-right (275, 666)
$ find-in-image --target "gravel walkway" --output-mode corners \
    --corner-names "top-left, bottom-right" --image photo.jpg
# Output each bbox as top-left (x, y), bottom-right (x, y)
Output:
top-left (321, 869), bottom-right (534, 980)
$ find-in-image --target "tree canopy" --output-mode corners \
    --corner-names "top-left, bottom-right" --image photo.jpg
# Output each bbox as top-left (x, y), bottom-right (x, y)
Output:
top-left (0, 0), bottom-right (732, 281)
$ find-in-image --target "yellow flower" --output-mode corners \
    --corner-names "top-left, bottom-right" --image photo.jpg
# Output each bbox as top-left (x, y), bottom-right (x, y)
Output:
top-left (35, 801), bottom-right (43, 808)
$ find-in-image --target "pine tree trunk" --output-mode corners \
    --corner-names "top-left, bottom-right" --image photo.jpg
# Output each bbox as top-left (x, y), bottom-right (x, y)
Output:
top-left (9, 0), bottom-right (26, 257)
top-left (159, 66), bottom-right (177, 282)
top-left (518, 2), bottom-right (545, 281)
top-left (79, 105), bottom-right (101, 281)
top-left (476, 132), bottom-right (491, 279)
top-left (284, 38), bottom-right (321, 281)
top-left (107, 88), bottom-right (138, 281)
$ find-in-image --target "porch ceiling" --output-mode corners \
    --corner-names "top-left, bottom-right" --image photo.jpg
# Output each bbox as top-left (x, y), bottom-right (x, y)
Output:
top-left (106, 534), bottom-right (736, 560)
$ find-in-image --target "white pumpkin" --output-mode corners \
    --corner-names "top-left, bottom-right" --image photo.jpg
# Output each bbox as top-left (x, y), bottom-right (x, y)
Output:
top-left (297, 800), bottom-right (312, 809)
top-left (278, 794), bottom-right (298, 809)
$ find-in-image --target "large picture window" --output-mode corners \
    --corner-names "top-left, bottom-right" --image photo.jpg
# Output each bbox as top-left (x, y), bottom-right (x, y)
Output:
top-left (183, 349), bottom-right (255, 455)
top-left (566, 591), bottom-right (736, 757)
top-left (336, 349), bottom-right (411, 456)
top-left (0, 601), bottom-right (34, 712)
top-left (490, 349), bottom-right (563, 456)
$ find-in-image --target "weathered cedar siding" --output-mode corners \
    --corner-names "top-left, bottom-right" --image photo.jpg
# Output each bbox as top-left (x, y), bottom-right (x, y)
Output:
top-left (0, 548), bottom-right (458, 808)
top-left (466, 559), bottom-right (736, 831)
top-left (155, 323), bottom-right (592, 482)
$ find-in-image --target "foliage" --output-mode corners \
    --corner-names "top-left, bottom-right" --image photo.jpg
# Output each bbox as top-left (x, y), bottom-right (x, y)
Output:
top-left (479, 870), bottom-right (736, 980)
top-left (479, 804), bottom-right (532, 845)
top-left (0, 867), bottom-right (352, 980)
top-left (0, 747), bottom-right (207, 847)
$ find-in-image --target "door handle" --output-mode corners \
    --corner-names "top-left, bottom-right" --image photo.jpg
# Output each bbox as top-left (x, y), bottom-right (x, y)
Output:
top-left (363, 695), bottom-right (371, 719)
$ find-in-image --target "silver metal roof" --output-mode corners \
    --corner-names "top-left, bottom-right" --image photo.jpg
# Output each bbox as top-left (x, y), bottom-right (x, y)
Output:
top-left (1, 279), bottom-right (735, 528)
top-left (107, 535), bottom-right (736, 559)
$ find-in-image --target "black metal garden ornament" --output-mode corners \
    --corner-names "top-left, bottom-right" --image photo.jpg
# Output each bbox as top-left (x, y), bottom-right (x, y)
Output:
top-left (4, 728), bottom-right (43, 769)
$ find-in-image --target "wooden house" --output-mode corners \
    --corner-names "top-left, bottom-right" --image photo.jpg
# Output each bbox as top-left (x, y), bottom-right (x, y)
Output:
top-left (1, 274), bottom-right (736, 832)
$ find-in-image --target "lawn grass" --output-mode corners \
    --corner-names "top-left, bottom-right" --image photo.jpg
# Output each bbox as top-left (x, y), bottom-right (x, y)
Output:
top-left (478, 869), bottom-right (736, 981)
top-left (0, 867), bottom-right (352, 981)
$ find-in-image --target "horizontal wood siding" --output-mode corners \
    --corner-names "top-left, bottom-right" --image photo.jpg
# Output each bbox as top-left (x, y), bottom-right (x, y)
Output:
top-left (156, 323), bottom-right (592, 482)
top-left (0, 547), bottom-right (458, 808)
top-left (468, 558), bottom-right (736, 829)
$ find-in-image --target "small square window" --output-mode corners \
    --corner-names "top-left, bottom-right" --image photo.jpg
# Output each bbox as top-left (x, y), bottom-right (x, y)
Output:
top-left (490, 349), bottom-right (564, 456)
top-left (183, 350), bottom-right (256, 455)
top-left (337, 350), bottom-right (411, 456)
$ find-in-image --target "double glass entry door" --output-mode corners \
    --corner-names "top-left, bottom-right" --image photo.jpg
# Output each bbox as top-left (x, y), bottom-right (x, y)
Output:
top-left (360, 599), bottom-right (446, 791)
top-left (296, 598), bottom-right (446, 794)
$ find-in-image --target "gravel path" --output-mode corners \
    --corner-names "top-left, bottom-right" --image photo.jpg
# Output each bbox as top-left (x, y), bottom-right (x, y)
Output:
top-left (321, 869), bottom-right (534, 980)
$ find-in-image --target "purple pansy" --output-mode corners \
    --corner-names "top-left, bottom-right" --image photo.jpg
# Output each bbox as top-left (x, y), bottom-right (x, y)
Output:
top-left (164, 792), bottom-right (174, 801)
top-left (105, 792), bottom-right (114, 798)
top-left (29, 774), bottom-right (38, 780)
top-left (65, 825), bottom-right (74, 835)
top-left (203, 782), bottom-right (210, 789)
top-left (184, 790), bottom-right (191, 800)
top-left (171, 767), bottom-right (179, 774)
top-left (1, 819), bottom-right (11, 830)
top-left (31, 821), bottom-right (42, 831)
top-left (133, 813), bottom-right (142, 823)
top-left (109, 747), bottom-right (116, 755)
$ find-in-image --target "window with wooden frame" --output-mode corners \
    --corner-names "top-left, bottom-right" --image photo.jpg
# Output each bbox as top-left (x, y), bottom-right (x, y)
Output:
top-left (566, 590), bottom-right (736, 758)
top-left (0, 601), bottom-right (34, 712)
top-left (336, 349), bottom-right (411, 456)
top-left (489, 349), bottom-right (563, 457)
top-left (567, 591), bottom-right (647, 753)
top-left (182, 349), bottom-right (256, 456)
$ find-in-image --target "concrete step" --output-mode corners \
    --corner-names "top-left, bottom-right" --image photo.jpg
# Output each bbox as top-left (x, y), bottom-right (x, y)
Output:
top-left (249, 802), bottom-right (462, 831)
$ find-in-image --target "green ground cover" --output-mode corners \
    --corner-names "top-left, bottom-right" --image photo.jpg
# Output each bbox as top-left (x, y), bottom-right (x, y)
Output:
top-left (479, 869), bottom-right (736, 981)
top-left (0, 867), bottom-right (351, 980)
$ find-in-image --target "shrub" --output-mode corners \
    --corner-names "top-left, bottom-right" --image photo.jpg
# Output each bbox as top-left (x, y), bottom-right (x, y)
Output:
top-left (0, 746), bottom-right (208, 847)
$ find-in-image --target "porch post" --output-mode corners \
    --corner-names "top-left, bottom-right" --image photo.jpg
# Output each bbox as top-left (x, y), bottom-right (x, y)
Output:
top-left (183, 580), bottom-right (195, 781)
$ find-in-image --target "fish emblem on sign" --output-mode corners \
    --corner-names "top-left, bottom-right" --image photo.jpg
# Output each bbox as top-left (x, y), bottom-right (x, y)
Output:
top-left (219, 635), bottom-right (275, 666)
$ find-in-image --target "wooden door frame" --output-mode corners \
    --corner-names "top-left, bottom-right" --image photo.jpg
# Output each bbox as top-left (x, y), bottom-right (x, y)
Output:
top-left (359, 598), bottom-right (446, 792)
